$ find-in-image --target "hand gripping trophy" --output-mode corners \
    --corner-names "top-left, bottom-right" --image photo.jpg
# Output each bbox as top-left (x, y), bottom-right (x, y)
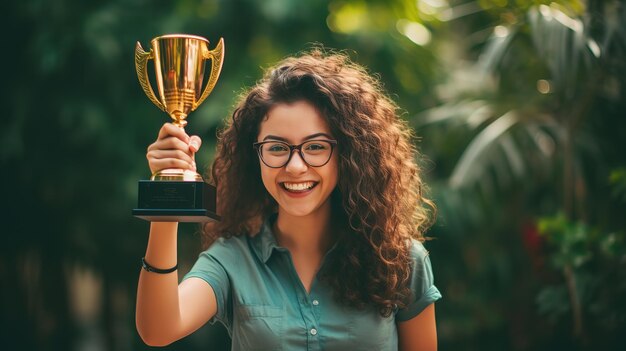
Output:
top-left (133, 34), bottom-right (224, 222)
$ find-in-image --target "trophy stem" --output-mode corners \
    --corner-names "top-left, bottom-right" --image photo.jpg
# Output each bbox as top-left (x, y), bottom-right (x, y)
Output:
top-left (172, 113), bottom-right (188, 128)
top-left (157, 113), bottom-right (197, 181)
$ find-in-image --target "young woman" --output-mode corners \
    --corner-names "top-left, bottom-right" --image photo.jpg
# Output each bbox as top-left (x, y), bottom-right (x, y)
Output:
top-left (136, 50), bottom-right (441, 350)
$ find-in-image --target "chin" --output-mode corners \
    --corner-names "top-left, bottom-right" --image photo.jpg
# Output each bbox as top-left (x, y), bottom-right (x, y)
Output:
top-left (277, 196), bottom-right (331, 218)
top-left (279, 203), bottom-right (321, 217)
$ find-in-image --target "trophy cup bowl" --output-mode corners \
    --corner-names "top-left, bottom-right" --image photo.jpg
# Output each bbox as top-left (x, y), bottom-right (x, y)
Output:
top-left (133, 34), bottom-right (224, 222)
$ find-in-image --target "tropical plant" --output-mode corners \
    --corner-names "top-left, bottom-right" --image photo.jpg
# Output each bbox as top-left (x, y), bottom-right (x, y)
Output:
top-left (415, 0), bottom-right (626, 349)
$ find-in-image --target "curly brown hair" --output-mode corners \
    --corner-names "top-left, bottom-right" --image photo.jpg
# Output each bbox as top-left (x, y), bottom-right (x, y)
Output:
top-left (203, 49), bottom-right (435, 317)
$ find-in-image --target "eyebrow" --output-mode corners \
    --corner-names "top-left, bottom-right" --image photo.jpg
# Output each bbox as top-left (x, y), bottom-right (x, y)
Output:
top-left (262, 133), bottom-right (334, 142)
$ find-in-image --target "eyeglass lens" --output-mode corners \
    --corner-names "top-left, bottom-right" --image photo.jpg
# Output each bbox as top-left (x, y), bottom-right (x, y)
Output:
top-left (258, 140), bottom-right (333, 167)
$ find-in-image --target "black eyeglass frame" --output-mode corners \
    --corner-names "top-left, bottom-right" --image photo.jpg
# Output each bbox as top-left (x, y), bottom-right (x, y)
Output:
top-left (252, 139), bottom-right (338, 168)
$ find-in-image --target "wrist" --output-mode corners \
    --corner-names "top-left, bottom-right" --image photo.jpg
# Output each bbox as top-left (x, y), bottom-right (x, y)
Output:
top-left (150, 221), bottom-right (178, 231)
top-left (141, 257), bottom-right (177, 274)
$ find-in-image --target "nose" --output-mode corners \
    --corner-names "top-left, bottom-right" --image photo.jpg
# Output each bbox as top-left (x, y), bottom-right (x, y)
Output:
top-left (285, 150), bottom-right (308, 174)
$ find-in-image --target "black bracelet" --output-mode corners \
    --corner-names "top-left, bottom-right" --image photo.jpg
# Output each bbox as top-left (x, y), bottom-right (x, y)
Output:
top-left (141, 257), bottom-right (178, 274)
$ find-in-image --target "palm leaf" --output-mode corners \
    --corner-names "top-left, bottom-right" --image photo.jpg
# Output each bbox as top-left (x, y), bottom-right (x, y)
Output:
top-left (449, 111), bottom-right (519, 189)
top-left (527, 5), bottom-right (599, 98)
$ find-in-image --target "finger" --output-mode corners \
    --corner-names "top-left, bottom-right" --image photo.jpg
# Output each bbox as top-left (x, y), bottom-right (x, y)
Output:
top-left (188, 135), bottom-right (202, 153)
top-left (149, 159), bottom-right (195, 173)
top-left (157, 123), bottom-right (190, 143)
top-left (148, 136), bottom-right (192, 154)
top-left (147, 149), bottom-right (195, 165)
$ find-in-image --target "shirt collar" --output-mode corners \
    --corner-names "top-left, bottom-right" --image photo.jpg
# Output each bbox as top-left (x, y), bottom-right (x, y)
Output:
top-left (250, 213), bottom-right (341, 264)
top-left (251, 213), bottom-right (283, 264)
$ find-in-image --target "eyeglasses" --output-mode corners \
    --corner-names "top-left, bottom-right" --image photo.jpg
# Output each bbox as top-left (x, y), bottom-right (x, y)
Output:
top-left (253, 139), bottom-right (338, 168)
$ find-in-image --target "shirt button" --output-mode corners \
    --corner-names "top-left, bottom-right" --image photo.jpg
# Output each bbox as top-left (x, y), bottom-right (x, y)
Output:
top-left (310, 328), bottom-right (318, 336)
top-left (312, 299), bottom-right (319, 306)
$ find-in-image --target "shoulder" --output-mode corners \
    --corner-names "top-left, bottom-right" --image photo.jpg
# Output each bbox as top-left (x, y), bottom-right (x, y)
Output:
top-left (395, 239), bottom-right (441, 321)
top-left (407, 239), bottom-right (430, 263)
top-left (202, 234), bottom-right (253, 263)
top-left (405, 239), bottom-right (436, 287)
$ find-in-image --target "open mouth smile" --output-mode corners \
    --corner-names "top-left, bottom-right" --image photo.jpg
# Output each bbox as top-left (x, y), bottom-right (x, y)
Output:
top-left (280, 181), bottom-right (319, 193)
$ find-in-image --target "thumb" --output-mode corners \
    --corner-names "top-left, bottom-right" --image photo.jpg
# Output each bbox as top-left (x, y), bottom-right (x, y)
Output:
top-left (188, 135), bottom-right (202, 153)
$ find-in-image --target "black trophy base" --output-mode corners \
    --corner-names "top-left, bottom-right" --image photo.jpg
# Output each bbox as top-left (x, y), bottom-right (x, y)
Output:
top-left (133, 180), bottom-right (220, 222)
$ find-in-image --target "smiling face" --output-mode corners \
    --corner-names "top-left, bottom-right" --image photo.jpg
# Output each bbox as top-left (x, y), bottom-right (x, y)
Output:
top-left (257, 100), bottom-right (339, 219)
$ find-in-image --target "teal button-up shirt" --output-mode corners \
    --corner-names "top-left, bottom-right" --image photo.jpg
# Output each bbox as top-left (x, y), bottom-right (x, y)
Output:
top-left (184, 215), bottom-right (441, 350)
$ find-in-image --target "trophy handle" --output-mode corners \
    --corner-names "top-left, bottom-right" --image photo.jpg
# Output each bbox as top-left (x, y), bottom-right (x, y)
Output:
top-left (193, 37), bottom-right (225, 110)
top-left (135, 42), bottom-right (165, 112)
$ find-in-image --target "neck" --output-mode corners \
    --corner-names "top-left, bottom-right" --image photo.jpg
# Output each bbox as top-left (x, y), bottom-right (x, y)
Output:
top-left (274, 203), bottom-right (333, 255)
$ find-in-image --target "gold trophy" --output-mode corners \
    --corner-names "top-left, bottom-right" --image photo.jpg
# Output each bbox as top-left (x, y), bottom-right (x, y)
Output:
top-left (133, 34), bottom-right (224, 222)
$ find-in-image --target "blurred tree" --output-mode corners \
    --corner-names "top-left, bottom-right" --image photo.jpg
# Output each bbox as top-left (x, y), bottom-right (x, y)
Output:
top-left (413, 0), bottom-right (626, 349)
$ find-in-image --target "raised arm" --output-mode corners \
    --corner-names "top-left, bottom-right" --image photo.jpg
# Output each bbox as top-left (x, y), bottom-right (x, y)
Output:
top-left (135, 223), bottom-right (218, 346)
top-left (135, 123), bottom-right (217, 346)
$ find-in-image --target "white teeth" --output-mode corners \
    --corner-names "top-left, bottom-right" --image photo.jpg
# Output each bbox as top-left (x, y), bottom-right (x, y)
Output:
top-left (283, 182), bottom-right (315, 191)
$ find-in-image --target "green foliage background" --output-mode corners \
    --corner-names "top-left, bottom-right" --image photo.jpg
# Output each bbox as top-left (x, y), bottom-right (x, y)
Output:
top-left (2, 0), bottom-right (625, 350)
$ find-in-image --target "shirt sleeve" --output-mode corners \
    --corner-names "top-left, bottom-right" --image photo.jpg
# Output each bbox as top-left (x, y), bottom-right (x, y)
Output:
top-left (395, 240), bottom-right (442, 322)
top-left (183, 248), bottom-right (232, 330)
